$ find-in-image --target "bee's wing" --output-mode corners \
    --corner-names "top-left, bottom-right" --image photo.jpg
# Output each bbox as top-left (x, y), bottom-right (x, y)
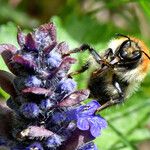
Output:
top-left (92, 57), bottom-right (119, 77)
top-left (92, 65), bottom-right (111, 77)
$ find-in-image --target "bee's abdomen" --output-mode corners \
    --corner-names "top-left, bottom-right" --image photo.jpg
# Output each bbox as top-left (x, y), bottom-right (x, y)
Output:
top-left (88, 76), bottom-right (111, 105)
top-left (88, 73), bottom-right (129, 105)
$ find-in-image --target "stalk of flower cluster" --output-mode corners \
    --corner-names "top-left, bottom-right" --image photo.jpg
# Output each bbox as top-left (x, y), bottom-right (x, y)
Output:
top-left (0, 23), bottom-right (107, 150)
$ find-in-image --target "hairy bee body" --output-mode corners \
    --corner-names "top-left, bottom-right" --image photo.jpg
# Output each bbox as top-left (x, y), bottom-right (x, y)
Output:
top-left (88, 37), bottom-right (150, 106)
top-left (68, 35), bottom-right (150, 110)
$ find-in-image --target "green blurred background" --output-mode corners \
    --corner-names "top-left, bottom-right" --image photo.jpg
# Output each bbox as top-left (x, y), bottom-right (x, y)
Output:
top-left (0, 0), bottom-right (150, 149)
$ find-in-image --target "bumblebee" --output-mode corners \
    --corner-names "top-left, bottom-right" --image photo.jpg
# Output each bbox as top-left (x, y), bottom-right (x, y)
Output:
top-left (65, 34), bottom-right (150, 111)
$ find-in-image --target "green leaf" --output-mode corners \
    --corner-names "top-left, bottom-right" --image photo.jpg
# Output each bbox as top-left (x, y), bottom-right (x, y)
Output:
top-left (0, 22), bottom-right (18, 98)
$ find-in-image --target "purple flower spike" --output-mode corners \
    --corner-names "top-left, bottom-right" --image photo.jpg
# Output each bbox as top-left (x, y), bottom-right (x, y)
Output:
top-left (0, 23), bottom-right (107, 150)
top-left (26, 142), bottom-right (43, 150)
top-left (20, 102), bottom-right (40, 118)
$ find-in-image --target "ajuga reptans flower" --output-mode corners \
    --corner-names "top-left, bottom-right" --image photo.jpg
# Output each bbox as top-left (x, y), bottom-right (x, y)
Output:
top-left (0, 23), bottom-right (107, 150)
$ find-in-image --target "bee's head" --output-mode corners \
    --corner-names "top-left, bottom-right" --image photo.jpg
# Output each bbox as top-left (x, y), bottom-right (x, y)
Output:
top-left (116, 34), bottom-right (142, 61)
top-left (108, 34), bottom-right (150, 70)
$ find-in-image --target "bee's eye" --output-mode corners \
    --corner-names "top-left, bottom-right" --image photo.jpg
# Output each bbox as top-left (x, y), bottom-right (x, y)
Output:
top-left (123, 41), bottom-right (131, 48)
top-left (132, 50), bottom-right (142, 60)
top-left (118, 40), bottom-right (142, 61)
top-left (120, 48), bottom-right (128, 59)
top-left (120, 49), bottom-right (142, 61)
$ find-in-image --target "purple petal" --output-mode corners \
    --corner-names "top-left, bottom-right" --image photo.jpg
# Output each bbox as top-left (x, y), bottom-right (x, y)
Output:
top-left (46, 52), bottom-right (62, 69)
top-left (86, 100), bottom-right (101, 114)
top-left (25, 33), bottom-right (36, 51)
top-left (25, 76), bottom-right (42, 88)
top-left (79, 100), bottom-right (100, 116)
top-left (49, 51), bottom-right (62, 61)
top-left (77, 117), bottom-right (90, 131)
top-left (22, 87), bottom-right (52, 96)
top-left (59, 129), bottom-right (95, 150)
top-left (20, 102), bottom-right (40, 118)
top-left (59, 89), bottom-right (90, 107)
top-left (39, 23), bottom-right (56, 42)
top-left (33, 23), bottom-right (56, 50)
top-left (0, 44), bottom-right (17, 54)
top-left (94, 115), bottom-right (107, 129)
top-left (19, 126), bottom-right (54, 139)
top-left (12, 54), bottom-right (36, 69)
top-left (0, 70), bottom-right (17, 98)
top-left (0, 44), bottom-right (18, 74)
top-left (57, 78), bottom-right (76, 94)
top-left (52, 112), bottom-right (66, 124)
top-left (55, 57), bottom-right (76, 78)
top-left (57, 42), bottom-right (69, 54)
top-left (65, 109), bottom-right (77, 121)
top-left (45, 134), bottom-right (64, 148)
top-left (17, 27), bottom-right (25, 47)
top-left (25, 142), bottom-right (43, 150)
top-left (40, 99), bottom-right (54, 110)
top-left (44, 41), bottom-right (57, 53)
top-left (89, 118), bottom-right (101, 137)
top-left (78, 142), bottom-right (98, 150)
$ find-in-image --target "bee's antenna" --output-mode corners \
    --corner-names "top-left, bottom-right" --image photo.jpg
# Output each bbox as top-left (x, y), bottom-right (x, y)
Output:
top-left (115, 33), bottom-right (131, 41)
top-left (141, 50), bottom-right (150, 60)
top-left (115, 33), bottom-right (131, 46)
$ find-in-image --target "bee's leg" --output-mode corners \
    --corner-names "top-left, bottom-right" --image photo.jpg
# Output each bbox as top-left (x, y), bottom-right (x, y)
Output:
top-left (68, 61), bottom-right (90, 77)
top-left (97, 81), bottom-right (124, 112)
top-left (101, 48), bottom-right (114, 68)
top-left (103, 48), bottom-right (113, 59)
top-left (96, 99), bottom-right (120, 112)
top-left (64, 44), bottom-right (112, 67)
